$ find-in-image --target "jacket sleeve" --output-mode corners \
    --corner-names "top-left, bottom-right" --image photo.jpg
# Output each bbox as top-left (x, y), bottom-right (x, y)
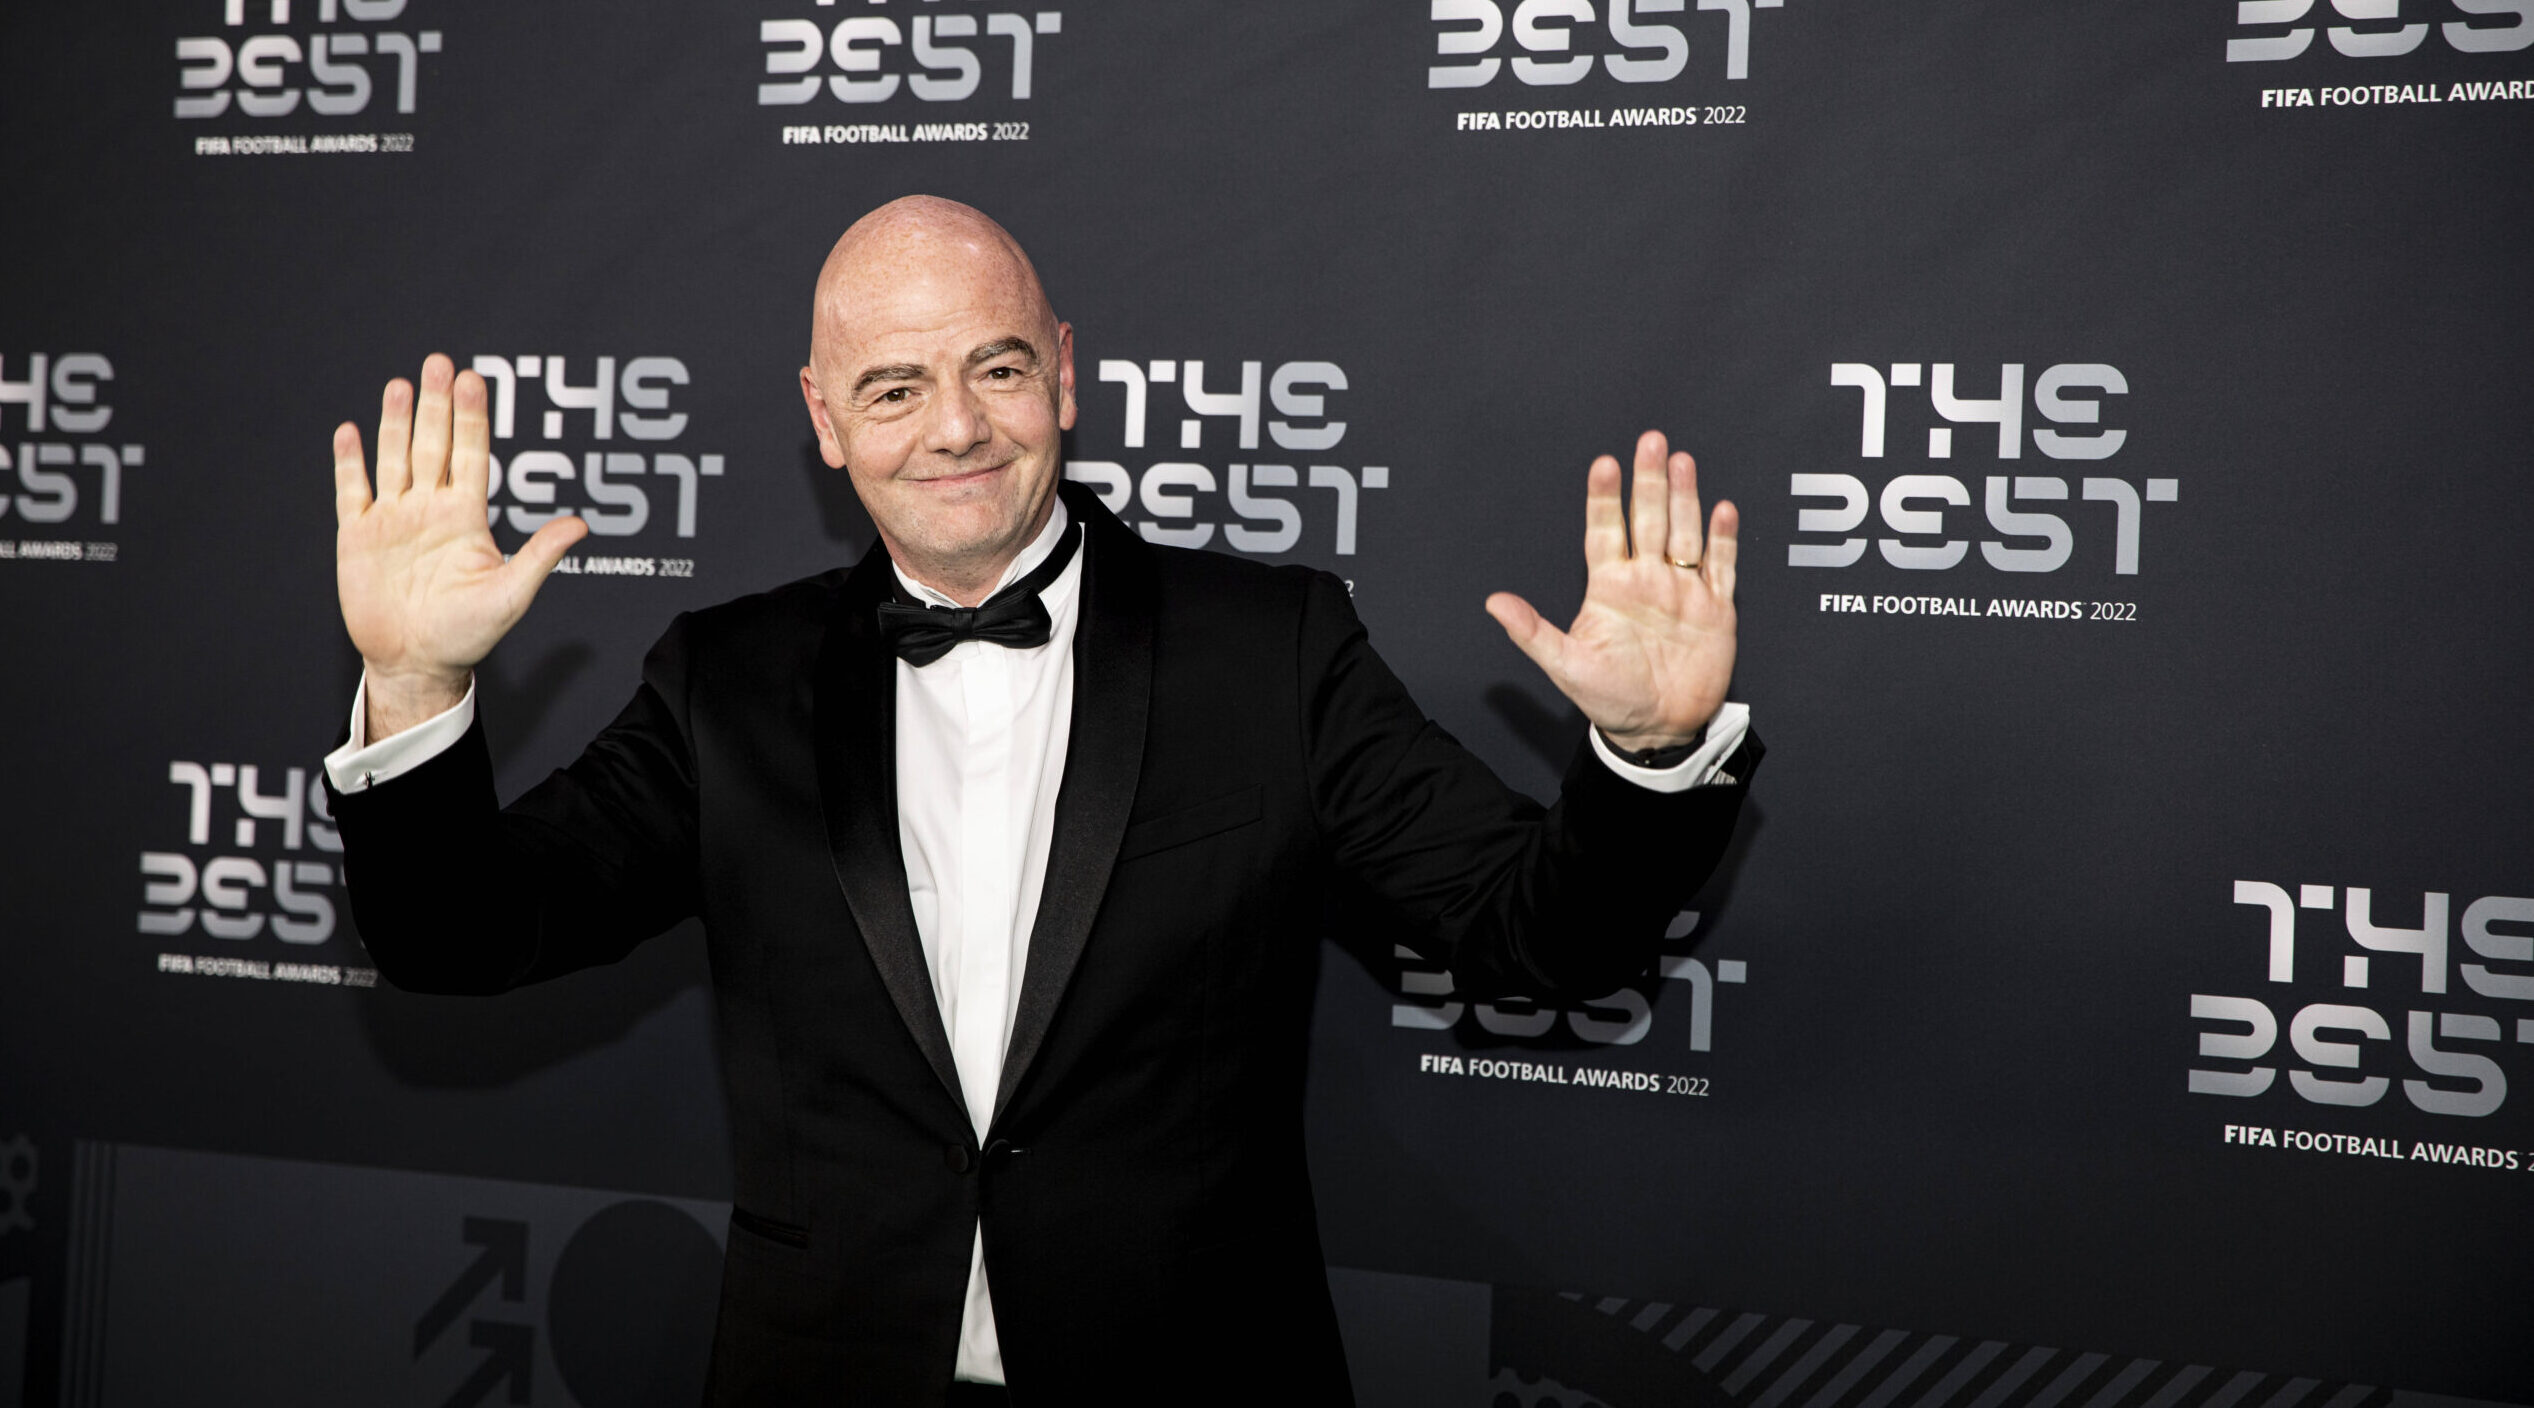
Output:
top-left (324, 616), bottom-right (704, 995)
top-left (1298, 571), bottom-right (1760, 1001)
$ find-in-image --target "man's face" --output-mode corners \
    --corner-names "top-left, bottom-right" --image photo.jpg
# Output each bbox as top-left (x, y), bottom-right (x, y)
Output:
top-left (800, 239), bottom-right (1077, 589)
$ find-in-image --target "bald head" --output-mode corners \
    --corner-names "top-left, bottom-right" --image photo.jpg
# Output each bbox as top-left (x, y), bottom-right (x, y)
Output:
top-left (797, 196), bottom-right (1079, 605)
top-left (810, 196), bottom-right (1056, 378)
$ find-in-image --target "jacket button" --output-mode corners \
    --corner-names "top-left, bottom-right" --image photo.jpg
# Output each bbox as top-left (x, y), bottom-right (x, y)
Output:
top-left (945, 1144), bottom-right (973, 1173)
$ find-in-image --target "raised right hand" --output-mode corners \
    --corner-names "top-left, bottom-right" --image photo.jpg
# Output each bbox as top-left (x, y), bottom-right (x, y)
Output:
top-left (335, 353), bottom-right (587, 740)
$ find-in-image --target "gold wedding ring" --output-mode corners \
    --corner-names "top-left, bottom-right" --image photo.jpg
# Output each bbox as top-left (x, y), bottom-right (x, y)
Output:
top-left (1665, 555), bottom-right (1701, 571)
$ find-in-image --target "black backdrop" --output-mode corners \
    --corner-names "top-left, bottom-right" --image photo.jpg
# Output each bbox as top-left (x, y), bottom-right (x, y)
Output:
top-left (4, 2), bottom-right (2531, 1405)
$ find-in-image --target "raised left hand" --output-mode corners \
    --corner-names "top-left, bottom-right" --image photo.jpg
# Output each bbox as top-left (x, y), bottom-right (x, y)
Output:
top-left (1485, 430), bottom-right (1738, 752)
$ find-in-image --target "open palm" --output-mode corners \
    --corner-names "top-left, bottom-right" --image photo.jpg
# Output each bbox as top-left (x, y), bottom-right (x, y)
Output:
top-left (335, 354), bottom-right (586, 735)
top-left (1485, 430), bottom-right (1738, 751)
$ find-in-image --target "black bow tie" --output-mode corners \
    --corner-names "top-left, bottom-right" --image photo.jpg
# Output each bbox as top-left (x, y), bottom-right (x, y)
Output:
top-left (876, 522), bottom-right (1082, 667)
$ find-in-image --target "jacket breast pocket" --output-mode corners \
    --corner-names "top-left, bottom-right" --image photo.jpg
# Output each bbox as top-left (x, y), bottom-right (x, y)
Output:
top-left (1117, 785), bottom-right (1262, 863)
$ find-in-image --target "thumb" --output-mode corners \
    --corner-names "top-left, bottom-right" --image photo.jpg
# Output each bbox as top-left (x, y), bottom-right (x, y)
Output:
top-left (1485, 591), bottom-right (1567, 677)
top-left (504, 515), bottom-right (588, 597)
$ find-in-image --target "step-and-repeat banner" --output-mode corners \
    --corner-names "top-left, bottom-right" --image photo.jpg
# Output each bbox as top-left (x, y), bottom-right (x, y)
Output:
top-left (2, 2), bottom-right (2529, 1405)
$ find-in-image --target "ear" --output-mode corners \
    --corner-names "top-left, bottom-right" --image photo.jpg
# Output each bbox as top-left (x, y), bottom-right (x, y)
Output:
top-left (1054, 321), bottom-right (1078, 432)
top-left (800, 365), bottom-right (848, 469)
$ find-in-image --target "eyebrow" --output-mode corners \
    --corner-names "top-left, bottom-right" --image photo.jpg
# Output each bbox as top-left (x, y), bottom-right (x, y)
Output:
top-left (851, 362), bottom-right (930, 397)
top-left (965, 337), bottom-right (1039, 370)
top-left (848, 339), bottom-right (1040, 398)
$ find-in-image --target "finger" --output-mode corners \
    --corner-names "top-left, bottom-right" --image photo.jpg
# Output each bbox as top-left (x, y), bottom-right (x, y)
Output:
top-left (1484, 591), bottom-right (1570, 678)
top-left (1706, 499), bottom-right (1739, 604)
top-left (1583, 454), bottom-right (1626, 569)
top-left (408, 353), bottom-right (456, 492)
top-left (502, 515), bottom-right (588, 602)
top-left (1666, 449), bottom-right (1704, 568)
top-left (332, 421), bottom-right (373, 526)
top-left (1629, 430), bottom-right (1669, 561)
top-left (375, 376), bottom-right (415, 496)
top-left (450, 367), bottom-right (492, 498)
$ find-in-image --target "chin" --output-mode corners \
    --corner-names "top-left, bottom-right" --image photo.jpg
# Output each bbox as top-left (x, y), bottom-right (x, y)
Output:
top-left (900, 500), bottom-right (1024, 561)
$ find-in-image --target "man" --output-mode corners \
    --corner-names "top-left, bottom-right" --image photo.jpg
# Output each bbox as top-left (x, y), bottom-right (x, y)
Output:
top-left (323, 197), bottom-right (1758, 1404)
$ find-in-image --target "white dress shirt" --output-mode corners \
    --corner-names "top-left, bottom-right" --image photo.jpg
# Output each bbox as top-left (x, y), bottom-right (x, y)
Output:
top-left (886, 502), bottom-right (1081, 1383)
top-left (321, 504), bottom-right (1750, 1386)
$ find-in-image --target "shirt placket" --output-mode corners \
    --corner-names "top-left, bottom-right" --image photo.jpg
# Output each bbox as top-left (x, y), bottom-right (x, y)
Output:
top-left (951, 641), bottom-right (1017, 1138)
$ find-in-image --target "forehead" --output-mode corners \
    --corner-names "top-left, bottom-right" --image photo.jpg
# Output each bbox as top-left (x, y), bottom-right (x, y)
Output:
top-left (819, 235), bottom-right (1046, 366)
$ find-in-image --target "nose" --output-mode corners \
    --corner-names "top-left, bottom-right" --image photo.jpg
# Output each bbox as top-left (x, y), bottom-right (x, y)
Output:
top-left (922, 375), bottom-right (993, 462)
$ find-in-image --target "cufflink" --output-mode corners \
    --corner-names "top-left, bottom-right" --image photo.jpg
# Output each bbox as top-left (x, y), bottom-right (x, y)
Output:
top-left (359, 771), bottom-right (375, 790)
top-left (1598, 723), bottom-right (1707, 769)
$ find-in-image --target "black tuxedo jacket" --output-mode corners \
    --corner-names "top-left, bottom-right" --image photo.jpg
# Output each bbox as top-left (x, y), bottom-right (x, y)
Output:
top-left (330, 481), bottom-right (1758, 1405)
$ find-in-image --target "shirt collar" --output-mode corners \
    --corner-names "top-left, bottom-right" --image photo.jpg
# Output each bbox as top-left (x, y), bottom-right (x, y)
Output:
top-left (892, 495), bottom-right (1073, 610)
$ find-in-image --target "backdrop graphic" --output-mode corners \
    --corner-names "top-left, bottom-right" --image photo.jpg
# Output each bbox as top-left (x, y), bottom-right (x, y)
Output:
top-left (3, 1), bottom-right (2530, 1404)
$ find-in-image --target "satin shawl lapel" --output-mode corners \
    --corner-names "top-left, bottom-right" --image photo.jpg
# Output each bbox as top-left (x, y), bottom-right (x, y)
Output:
top-left (993, 482), bottom-right (1156, 1125)
top-left (813, 542), bottom-right (965, 1114)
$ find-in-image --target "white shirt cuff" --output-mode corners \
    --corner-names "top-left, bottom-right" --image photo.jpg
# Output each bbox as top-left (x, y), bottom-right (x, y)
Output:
top-left (1588, 702), bottom-right (1752, 794)
top-left (322, 673), bottom-right (477, 794)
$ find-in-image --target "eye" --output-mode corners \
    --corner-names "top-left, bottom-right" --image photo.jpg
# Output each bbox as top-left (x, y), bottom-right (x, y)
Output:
top-left (985, 366), bottom-right (1016, 380)
top-left (877, 387), bottom-right (912, 403)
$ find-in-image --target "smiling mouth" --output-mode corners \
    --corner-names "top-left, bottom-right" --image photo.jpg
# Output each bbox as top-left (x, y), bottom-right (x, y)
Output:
top-left (909, 461), bottom-right (1012, 488)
